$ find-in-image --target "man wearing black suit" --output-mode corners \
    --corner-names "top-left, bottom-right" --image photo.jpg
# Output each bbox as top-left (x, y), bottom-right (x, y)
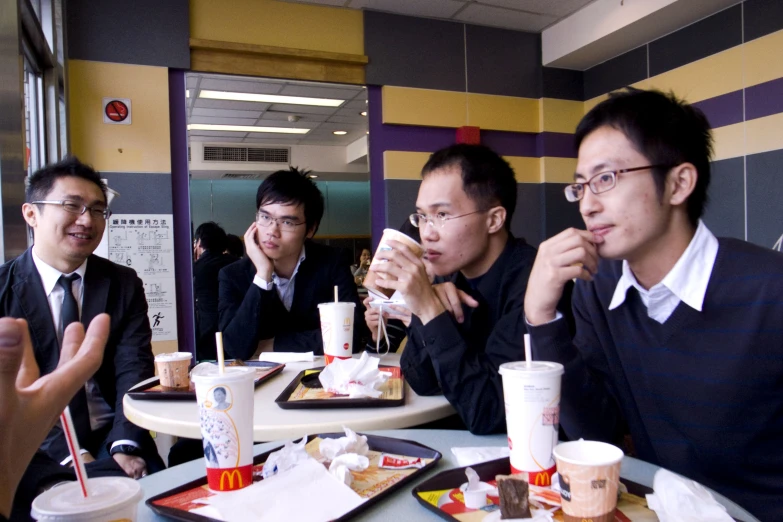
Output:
top-left (193, 222), bottom-right (236, 360)
top-left (0, 157), bottom-right (163, 519)
top-left (219, 167), bottom-right (365, 358)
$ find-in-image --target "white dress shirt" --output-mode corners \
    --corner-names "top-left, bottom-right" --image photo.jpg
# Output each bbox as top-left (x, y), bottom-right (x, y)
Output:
top-left (608, 220), bottom-right (719, 323)
top-left (252, 245), bottom-right (307, 312)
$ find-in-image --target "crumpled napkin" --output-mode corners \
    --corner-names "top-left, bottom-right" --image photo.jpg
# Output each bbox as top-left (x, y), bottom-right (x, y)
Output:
top-left (451, 446), bottom-right (510, 467)
top-left (259, 351), bottom-right (315, 363)
top-left (646, 469), bottom-right (733, 522)
top-left (328, 453), bottom-right (370, 486)
top-left (319, 427), bottom-right (370, 461)
top-left (261, 436), bottom-right (310, 479)
top-left (318, 352), bottom-right (391, 398)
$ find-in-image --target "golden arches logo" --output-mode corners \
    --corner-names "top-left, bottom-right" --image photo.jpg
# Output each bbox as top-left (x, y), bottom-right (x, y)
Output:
top-left (532, 472), bottom-right (551, 487)
top-left (219, 469), bottom-right (243, 490)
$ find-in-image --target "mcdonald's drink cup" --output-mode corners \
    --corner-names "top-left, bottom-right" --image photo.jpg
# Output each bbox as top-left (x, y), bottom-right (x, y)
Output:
top-left (154, 351), bottom-right (192, 390)
top-left (192, 363), bottom-right (256, 492)
top-left (553, 440), bottom-right (624, 522)
top-left (31, 476), bottom-right (142, 521)
top-left (363, 229), bottom-right (424, 299)
top-left (498, 361), bottom-right (564, 486)
top-left (318, 302), bottom-right (355, 364)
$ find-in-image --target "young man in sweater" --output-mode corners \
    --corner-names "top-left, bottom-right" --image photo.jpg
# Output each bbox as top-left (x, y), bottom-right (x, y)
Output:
top-left (524, 88), bottom-right (783, 521)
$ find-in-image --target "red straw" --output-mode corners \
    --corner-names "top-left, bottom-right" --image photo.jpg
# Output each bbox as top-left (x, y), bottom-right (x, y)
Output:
top-left (60, 406), bottom-right (90, 497)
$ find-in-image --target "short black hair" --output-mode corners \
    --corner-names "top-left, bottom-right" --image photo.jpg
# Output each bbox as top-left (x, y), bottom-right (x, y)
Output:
top-left (575, 88), bottom-right (713, 225)
top-left (255, 167), bottom-right (324, 234)
top-left (421, 144), bottom-right (517, 231)
top-left (225, 233), bottom-right (244, 258)
top-left (26, 156), bottom-right (107, 204)
top-left (194, 222), bottom-right (228, 253)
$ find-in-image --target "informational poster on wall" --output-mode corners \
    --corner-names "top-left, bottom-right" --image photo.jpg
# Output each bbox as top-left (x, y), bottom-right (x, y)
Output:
top-left (109, 214), bottom-right (178, 341)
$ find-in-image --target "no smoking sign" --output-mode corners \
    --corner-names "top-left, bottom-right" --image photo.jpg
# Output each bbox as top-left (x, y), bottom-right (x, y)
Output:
top-left (103, 97), bottom-right (132, 125)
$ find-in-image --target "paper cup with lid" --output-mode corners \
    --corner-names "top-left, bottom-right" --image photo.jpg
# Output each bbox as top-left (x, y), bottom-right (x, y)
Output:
top-left (154, 351), bottom-right (192, 389)
top-left (31, 476), bottom-right (142, 521)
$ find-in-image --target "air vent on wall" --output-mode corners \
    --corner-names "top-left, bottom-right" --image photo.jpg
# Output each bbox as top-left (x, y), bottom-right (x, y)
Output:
top-left (221, 173), bottom-right (265, 180)
top-left (203, 146), bottom-right (290, 163)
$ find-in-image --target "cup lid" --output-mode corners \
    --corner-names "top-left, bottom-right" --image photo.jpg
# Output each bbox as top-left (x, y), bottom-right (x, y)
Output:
top-left (381, 228), bottom-right (423, 249)
top-left (31, 476), bottom-right (141, 517)
top-left (191, 362), bottom-right (256, 382)
top-left (318, 302), bottom-right (356, 309)
top-left (155, 351), bottom-right (192, 362)
top-left (498, 361), bottom-right (564, 377)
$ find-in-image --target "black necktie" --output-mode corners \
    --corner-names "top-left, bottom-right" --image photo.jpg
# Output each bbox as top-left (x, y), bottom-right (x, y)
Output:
top-left (58, 274), bottom-right (91, 443)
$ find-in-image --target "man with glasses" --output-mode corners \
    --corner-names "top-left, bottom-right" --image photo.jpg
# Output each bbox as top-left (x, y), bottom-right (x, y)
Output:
top-left (370, 144), bottom-right (571, 434)
top-left (218, 167), bottom-right (364, 358)
top-left (0, 156), bottom-right (163, 519)
top-left (524, 88), bottom-right (783, 521)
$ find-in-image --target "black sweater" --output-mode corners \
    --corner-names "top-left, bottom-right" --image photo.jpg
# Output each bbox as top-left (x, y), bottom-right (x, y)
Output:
top-left (528, 238), bottom-right (783, 521)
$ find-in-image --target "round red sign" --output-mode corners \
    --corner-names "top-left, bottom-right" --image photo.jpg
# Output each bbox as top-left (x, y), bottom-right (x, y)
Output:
top-left (105, 100), bottom-right (129, 122)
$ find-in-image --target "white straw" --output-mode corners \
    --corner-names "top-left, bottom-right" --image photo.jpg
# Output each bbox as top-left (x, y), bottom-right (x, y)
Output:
top-left (60, 407), bottom-right (90, 497)
top-left (334, 285), bottom-right (338, 303)
top-left (524, 333), bottom-right (532, 367)
top-left (216, 332), bottom-right (225, 375)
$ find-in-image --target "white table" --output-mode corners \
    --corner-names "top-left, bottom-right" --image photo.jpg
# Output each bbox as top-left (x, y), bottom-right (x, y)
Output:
top-left (135, 429), bottom-right (760, 522)
top-left (123, 353), bottom-right (456, 441)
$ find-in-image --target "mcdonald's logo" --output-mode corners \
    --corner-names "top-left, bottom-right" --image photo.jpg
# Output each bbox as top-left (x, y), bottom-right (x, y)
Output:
top-left (219, 469), bottom-right (243, 490)
top-left (532, 471), bottom-right (551, 487)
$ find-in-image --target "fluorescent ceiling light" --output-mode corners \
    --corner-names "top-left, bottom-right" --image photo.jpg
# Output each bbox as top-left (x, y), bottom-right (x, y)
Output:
top-left (308, 175), bottom-right (319, 179)
top-left (360, 111), bottom-right (367, 116)
top-left (333, 130), bottom-right (348, 135)
top-left (186, 90), bottom-right (190, 98)
top-left (187, 124), bottom-right (309, 134)
top-left (199, 90), bottom-right (344, 107)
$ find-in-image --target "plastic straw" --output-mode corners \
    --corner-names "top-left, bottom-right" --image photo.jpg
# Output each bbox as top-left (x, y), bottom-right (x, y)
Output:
top-left (215, 332), bottom-right (225, 375)
top-left (60, 406), bottom-right (90, 498)
top-left (524, 333), bottom-right (532, 367)
top-left (334, 285), bottom-right (338, 303)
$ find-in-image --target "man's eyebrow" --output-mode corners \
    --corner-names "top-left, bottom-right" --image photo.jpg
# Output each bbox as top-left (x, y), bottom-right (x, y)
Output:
top-left (258, 210), bottom-right (302, 220)
top-left (415, 202), bottom-right (451, 211)
top-left (574, 162), bottom-right (612, 181)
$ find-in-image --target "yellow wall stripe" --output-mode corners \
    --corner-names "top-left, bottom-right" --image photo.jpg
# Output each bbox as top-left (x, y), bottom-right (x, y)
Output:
top-left (506, 157), bottom-right (542, 183)
top-left (68, 60), bottom-right (171, 173)
top-left (383, 87), bottom-right (468, 128)
top-left (746, 113), bottom-right (783, 156)
top-left (539, 98), bottom-right (584, 134)
top-left (744, 29), bottom-right (783, 89)
top-left (540, 157), bottom-right (578, 184)
top-left (712, 122), bottom-right (746, 161)
top-left (383, 151), bottom-right (552, 184)
top-left (467, 93), bottom-right (539, 133)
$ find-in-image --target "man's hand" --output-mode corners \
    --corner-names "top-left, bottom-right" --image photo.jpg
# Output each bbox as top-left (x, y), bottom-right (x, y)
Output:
top-left (363, 296), bottom-right (382, 342)
top-left (370, 240), bottom-right (445, 324)
top-left (113, 453), bottom-right (147, 479)
top-left (524, 228), bottom-right (601, 325)
top-left (432, 282), bottom-right (479, 324)
top-left (243, 222), bottom-right (273, 281)
top-left (0, 315), bottom-right (108, 518)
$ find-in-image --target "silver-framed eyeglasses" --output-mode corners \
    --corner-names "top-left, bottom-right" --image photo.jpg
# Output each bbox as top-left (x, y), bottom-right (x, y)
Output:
top-left (32, 200), bottom-right (111, 219)
top-left (564, 164), bottom-right (670, 202)
top-left (409, 209), bottom-right (485, 229)
top-left (256, 212), bottom-right (306, 232)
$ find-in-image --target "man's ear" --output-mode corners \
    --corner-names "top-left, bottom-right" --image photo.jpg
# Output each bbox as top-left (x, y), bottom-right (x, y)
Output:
top-left (486, 206), bottom-right (506, 234)
top-left (667, 163), bottom-right (697, 207)
top-left (22, 203), bottom-right (37, 228)
top-left (306, 224), bottom-right (317, 239)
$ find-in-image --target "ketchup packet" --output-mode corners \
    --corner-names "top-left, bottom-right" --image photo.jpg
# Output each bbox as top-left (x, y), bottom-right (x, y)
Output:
top-left (378, 453), bottom-right (425, 470)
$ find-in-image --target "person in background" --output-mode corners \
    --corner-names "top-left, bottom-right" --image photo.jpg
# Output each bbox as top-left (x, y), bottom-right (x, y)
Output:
top-left (193, 222), bottom-right (236, 360)
top-left (524, 88), bottom-right (783, 521)
top-left (0, 315), bottom-right (109, 522)
top-left (351, 248), bottom-right (372, 286)
top-left (219, 167), bottom-right (367, 357)
top-left (224, 233), bottom-right (244, 259)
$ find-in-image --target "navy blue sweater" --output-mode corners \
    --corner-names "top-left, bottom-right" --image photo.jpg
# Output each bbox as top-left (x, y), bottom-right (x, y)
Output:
top-left (528, 238), bottom-right (783, 521)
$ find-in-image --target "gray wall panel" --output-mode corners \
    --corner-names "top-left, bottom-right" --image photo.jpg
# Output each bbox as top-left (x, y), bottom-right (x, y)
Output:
top-left (583, 46), bottom-right (647, 100)
top-left (746, 149), bottom-right (783, 248)
top-left (543, 183), bottom-right (583, 240)
top-left (364, 11), bottom-right (465, 91)
top-left (744, 0), bottom-right (783, 43)
top-left (512, 184), bottom-right (544, 246)
top-left (465, 25), bottom-right (541, 98)
top-left (703, 158), bottom-right (745, 241)
top-left (542, 67), bottom-right (584, 101)
top-left (66, 0), bottom-right (189, 68)
top-left (101, 172), bottom-right (173, 214)
top-left (385, 179), bottom-right (421, 234)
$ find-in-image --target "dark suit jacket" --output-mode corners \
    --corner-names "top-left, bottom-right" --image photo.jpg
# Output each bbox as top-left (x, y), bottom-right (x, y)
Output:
top-left (0, 249), bottom-right (157, 463)
top-left (194, 251), bottom-right (238, 360)
top-left (218, 241), bottom-right (366, 359)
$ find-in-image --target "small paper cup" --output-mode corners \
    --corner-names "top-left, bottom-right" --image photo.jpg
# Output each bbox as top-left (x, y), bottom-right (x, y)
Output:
top-left (363, 229), bottom-right (424, 299)
top-left (154, 352), bottom-right (192, 390)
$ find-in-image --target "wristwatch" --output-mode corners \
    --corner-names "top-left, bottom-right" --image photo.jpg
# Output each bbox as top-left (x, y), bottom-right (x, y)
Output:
top-left (110, 444), bottom-right (141, 456)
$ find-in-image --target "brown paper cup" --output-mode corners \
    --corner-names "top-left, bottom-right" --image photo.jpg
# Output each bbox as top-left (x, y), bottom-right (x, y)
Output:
top-left (363, 229), bottom-right (424, 299)
top-left (553, 440), bottom-right (624, 522)
top-left (155, 352), bottom-right (192, 390)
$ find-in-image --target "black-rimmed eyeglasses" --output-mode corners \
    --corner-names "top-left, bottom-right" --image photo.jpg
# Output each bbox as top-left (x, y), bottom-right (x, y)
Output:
top-left (564, 165), bottom-right (670, 202)
top-left (409, 210), bottom-right (485, 229)
top-left (256, 212), bottom-right (306, 232)
top-left (32, 200), bottom-right (111, 219)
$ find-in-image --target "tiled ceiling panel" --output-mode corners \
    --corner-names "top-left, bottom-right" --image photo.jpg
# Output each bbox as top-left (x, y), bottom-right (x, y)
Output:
top-left (350, 0), bottom-right (465, 19)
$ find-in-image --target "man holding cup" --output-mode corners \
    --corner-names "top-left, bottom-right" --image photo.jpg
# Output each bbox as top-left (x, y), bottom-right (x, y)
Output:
top-left (219, 167), bottom-right (365, 358)
top-left (524, 88), bottom-right (783, 521)
top-left (370, 144), bottom-right (571, 434)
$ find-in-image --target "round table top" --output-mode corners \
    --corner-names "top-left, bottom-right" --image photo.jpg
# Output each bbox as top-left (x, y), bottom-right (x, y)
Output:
top-left (134, 429), bottom-right (759, 522)
top-left (123, 353), bottom-right (456, 441)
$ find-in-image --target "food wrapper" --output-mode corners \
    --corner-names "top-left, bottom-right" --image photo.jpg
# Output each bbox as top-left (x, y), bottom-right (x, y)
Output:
top-left (260, 436), bottom-right (310, 479)
top-left (319, 427), bottom-right (370, 461)
top-left (318, 352), bottom-right (391, 398)
top-left (378, 454), bottom-right (424, 470)
top-left (646, 469), bottom-right (733, 522)
top-left (328, 453), bottom-right (370, 486)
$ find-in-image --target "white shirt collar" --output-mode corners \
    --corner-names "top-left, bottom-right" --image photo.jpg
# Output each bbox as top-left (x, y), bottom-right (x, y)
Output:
top-left (272, 245), bottom-right (307, 284)
top-left (31, 248), bottom-right (89, 296)
top-left (608, 220), bottom-right (719, 313)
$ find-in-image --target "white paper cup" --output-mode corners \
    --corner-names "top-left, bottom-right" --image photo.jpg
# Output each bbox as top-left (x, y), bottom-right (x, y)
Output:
top-left (318, 302), bottom-right (356, 364)
top-left (31, 476), bottom-right (142, 521)
top-left (192, 363), bottom-right (256, 492)
top-left (154, 352), bottom-right (192, 389)
top-left (498, 361), bottom-right (564, 486)
top-left (363, 229), bottom-right (424, 299)
top-left (553, 440), bottom-right (624, 522)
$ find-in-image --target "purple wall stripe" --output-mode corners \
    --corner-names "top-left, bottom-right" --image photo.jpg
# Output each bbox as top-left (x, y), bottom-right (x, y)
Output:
top-left (692, 90), bottom-right (744, 129)
top-left (368, 86), bottom-right (387, 249)
top-left (168, 69), bottom-right (196, 355)
top-left (481, 130), bottom-right (537, 157)
top-left (535, 132), bottom-right (577, 158)
top-left (745, 76), bottom-right (783, 122)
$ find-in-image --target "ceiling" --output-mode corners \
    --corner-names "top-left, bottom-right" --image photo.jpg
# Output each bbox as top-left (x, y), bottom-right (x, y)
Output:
top-left (278, 0), bottom-right (598, 33)
top-left (185, 73), bottom-right (368, 147)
